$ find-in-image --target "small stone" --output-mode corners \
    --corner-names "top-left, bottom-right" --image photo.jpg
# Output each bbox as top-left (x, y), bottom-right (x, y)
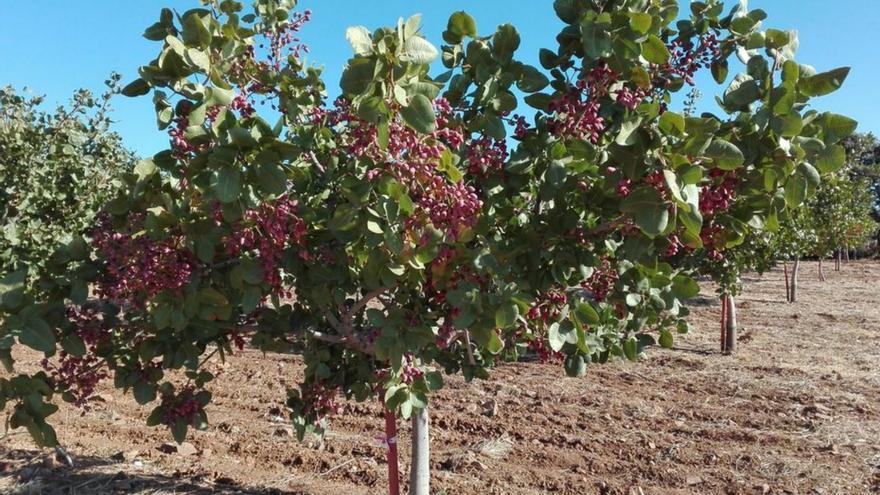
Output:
top-left (686, 475), bottom-right (703, 486)
top-left (176, 442), bottom-right (198, 456)
top-left (158, 442), bottom-right (198, 456)
top-left (481, 399), bottom-right (498, 417)
top-left (754, 484), bottom-right (771, 494)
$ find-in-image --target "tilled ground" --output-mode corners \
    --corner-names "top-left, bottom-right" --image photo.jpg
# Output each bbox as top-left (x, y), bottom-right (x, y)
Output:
top-left (1, 261), bottom-right (879, 495)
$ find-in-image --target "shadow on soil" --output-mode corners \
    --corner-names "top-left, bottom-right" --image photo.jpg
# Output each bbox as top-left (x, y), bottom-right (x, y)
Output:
top-left (0, 448), bottom-right (303, 495)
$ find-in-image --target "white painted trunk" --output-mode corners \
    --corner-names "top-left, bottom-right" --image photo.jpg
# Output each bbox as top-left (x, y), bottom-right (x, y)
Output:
top-left (409, 406), bottom-right (430, 495)
top-left (790, 258), bottom-right (800, 303)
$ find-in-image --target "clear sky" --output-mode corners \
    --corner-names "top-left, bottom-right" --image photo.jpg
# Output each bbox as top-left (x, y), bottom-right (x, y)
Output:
top-left (2, 1), bottom-right (876, 157)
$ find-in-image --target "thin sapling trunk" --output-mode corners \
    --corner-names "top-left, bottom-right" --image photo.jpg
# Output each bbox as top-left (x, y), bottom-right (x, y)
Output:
top-left (724, 295), bottom-right (737, 354)
top-left (409, 406), bottom-right (430, 495)
top-left (790, 258), bottom-right (800, 303)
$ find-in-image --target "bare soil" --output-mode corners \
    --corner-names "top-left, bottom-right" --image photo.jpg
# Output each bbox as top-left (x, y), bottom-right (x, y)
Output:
top-left (1, 261), bottom-right (879, 495)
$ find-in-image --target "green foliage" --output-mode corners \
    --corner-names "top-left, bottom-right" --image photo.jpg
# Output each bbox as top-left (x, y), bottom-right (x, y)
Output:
top-left (0, 78), bottom-right (135, 284)
top-left (0, 0), bottom-right (855, 447)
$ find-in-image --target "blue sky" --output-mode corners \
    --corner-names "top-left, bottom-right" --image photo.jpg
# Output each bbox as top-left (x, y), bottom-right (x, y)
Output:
top-left (2, 1), bottom-right (876, 157)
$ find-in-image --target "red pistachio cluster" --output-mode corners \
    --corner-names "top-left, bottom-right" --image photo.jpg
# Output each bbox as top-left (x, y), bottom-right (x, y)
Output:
top-left (224, 196), bottom-right (307, 297)
top-left (661, 34), bottom-right (721, 86)
top-left (582, 257), bottom-right (618, 302)
top-left (699, 168), bottom-right (738, 217)
top-left (92, 214), bottom-right (196, 308)
top-left (526, 288), bottom-right (567, 324)
top-left (301, 382), bottom-right (342, 427)
top-left (465, 135), bottom-right (508, 177)
top-left (700, 224), bottom-right (725, 261)
top-left (159, 386), bottom-right (205, 427)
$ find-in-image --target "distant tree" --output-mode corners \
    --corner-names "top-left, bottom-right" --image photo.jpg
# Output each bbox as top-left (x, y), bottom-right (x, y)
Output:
top-left (0, 76), bottom-right (135, 286)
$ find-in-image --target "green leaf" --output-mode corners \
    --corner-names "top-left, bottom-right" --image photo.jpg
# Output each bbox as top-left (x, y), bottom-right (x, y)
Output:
top-left (629, 13), bottom-right (652, 34)
top-left (135, 159), bottom-right (157, 179)
top-left (517, 65), bottom-right (550, 93)
top-left (171, 418), bottom-right (188, 444)
top-left (659, 329), bottom-right (674, 349)
top-left (817, 113), bottom-right (858, 145)
top-left (61, 335), bottom-right (86, 357)
top-left (400, 36), bottom-right (439, 65)
top-left (784, 174), bottom-right (808, 207)
top-left (20, 317), bottom-right (55, 354)
top-left (620, 187), bottom-right (669, 238)
top-left (575, 302), bottom-right (600, 326)
top-left (641, 35), bottom-right (670, 64)
top-left (814, 144), bottom-right (846, 174)
top-left (494, 303), bottom-right (519, 329)
top-left (340, 60), bottom-right (376, 96)
top-left (492, 24), bottom-right (520, 63)
top-left (486, 332), bottom-right (505, 355)
top-left (133, 382), bottom-right (157, 405)
top-left (122, 79), bottom-right (150, 97)
top-left (446, 11), bottom-right (477, 40)
top-left (671, 275), bottom-right (700, 299)
top-left (798, 67), bottom-right (850, 97)
top-left (213, 167), bottom-right (241, 203)
top-left (400, 94), bottom-right (437, 134)
top-left (705, 139), bottom-right (745, 170)
top-left (658, 112), bottom-right (685, 136)
top-left (580, 18), bottom-right (612, 58)
top-left (548, 323), bottom-right (565, 352)
top-left (345, 26), bottom-right (373, 55)
top-left (711, 59), bottom-right (729, 84)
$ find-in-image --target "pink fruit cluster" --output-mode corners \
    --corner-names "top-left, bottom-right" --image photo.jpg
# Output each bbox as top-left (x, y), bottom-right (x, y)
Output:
top-left (699, 168), bottom-right (738, 217)
top-left (301, 382), bottom-right (342, 427)
top-left (617, 178), bottom-right (633, 197)
top-left (465, 135), bottom-right (508, 177)
top-left (267, 9), bottom-right (312, 70)
top-left (548, 79), bottom-right (605, 143)
top-left (662, 34), bottom-right (721, 86)
top-left (582, 257), bottom-right (618, 302)
top-left (316, 97), bottom-right (481, 240)
top-left (224, 196), bottom-right (307, 297)
top-left (159, 386), bottom-right (204, 427)
top-left (665, 233), bottom-right (684, 257)
top-left (92, 214), bottom-right (195, 308)
top-left (644, 171), bottom-right (670, 200)
top-left (700, 224), bottom-right (725, 261)
top-left (399, 355), bottom-right (424, 385)
top-left (526, 288), bottom-right (567, 324)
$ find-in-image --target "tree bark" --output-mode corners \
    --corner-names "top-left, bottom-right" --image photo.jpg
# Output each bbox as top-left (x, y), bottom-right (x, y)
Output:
top-left (844, 248), bottom-right (850, 262)
top-left (724, 295), bottom-right (737, 354)
top-left (719, 296), bottom-right (728, 352)
top-left (409, 407), bottom-right (430, 495)
top-left (836, 250), bottom-right (841, 271)
top-left (818, 258), bottom-right (826, 282)
top-left (384, 405), bottom-right (401, 495)
top-left (790, 258), bottom-right (800, 303)
top-left (783, 261), bottom-right (790, 302)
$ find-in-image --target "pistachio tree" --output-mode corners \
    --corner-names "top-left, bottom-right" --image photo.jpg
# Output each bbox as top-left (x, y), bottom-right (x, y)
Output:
top-left (0, 79), bottom-right (134, 286)
top-left (0, 0), bottom-right (854, 492)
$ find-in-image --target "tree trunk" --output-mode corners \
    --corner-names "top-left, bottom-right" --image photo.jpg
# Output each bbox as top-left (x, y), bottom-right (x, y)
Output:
top-left (719, 296), bottom-right (728, 352)
top-left (836, 250), bottom-right (841, 271)
top-left (724, 295), bottom-right (737, 354)
top-left (844, 248), bottom-right (850, 262)
top-left (409, 407), bottom-right (430, 495)
top-left (384, 405), bottom-right (401, 495)
top-left (790, 258), bottom-right (800, 303)
top-left (818, 258), bottom-right (826, 282)
top-left (783, 261), bottom-right (790, 302)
